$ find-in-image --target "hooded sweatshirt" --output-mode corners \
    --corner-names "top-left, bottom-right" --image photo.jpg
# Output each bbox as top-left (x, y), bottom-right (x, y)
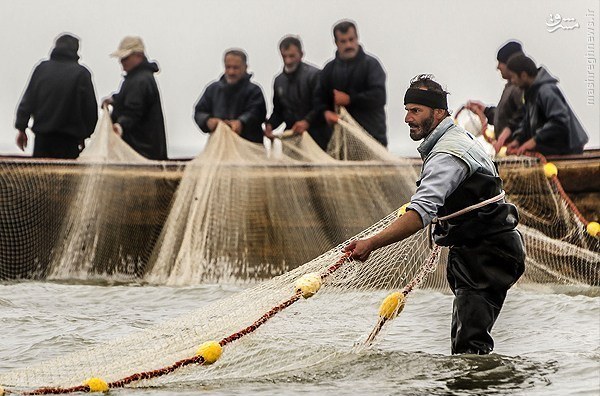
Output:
top-left (15, 35), bottom-right (98, 139)
top-left (513, 67), bottom-right (589, 154)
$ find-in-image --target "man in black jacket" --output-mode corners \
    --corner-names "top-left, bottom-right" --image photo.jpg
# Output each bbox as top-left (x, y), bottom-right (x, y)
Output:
top-left (317, 20), bottom-right (387, 146)
top-left (15, 33), bottom-right (98, 159)
top-left (194, 49), bottom-right (267, 144)
top-left (264, 36), bottom-right (331, 150)
top-left (506, 54), bottom-right (589, 156)
top-left (103, 36), bottom-right (168, 160)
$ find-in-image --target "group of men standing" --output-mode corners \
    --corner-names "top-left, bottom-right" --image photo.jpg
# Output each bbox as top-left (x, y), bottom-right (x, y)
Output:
top-left (15, 21), bottom-right (389, 160)
top-left (193, 20), bottom-right (387, 151)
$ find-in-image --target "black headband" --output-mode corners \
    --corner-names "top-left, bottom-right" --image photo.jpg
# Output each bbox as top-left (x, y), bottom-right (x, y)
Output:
top-left (403, 88), bottom-right (448, 110)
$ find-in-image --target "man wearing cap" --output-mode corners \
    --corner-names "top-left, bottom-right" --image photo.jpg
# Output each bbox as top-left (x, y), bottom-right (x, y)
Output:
top-left (505, 54), bottom-right (589, 156)
top-left (194, 49), bottom-right (267, 143)
top-left (264, 36), bottom-right (331, 150)
top-left (467, 41), bottom-right (525, 153)
top-left (316, 20), bottom-right (387, 146)
top-left (15, 33), bottom-right (98, 159)
top-left (345, 75), bottom-right (525, 355)
top-left (103, 36), bottom-right (168, 160)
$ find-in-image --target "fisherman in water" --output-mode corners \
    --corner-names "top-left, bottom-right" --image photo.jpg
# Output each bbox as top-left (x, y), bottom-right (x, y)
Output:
top-left (345, 75), bottom-right (525, 355)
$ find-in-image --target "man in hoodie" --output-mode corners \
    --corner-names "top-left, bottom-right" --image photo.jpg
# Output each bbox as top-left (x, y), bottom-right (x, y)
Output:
top-left (506, 54), bottom-right (589, 156)
top-left (346, 75), bottom-right (524, 355)
top-left (194, 49), bottom-right (267, 143)
top-left (264, 36), bottom-right (331, 150)
top-left (467, 41), bottom-right (525, 152)
top-left (15, 33), bottom-right (98, 159)
top-left (316, 20), bottom-right (387, 147)
top-left (103, 36), bottom-right (168, 160)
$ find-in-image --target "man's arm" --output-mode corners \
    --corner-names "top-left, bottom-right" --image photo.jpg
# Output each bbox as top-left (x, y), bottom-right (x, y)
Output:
top-left (79, 69), bottom-right (98, 138)
top-left (193, 85), bottom-right (214, 133)
top-left (532, 85), bottom-right (570, 146)
top-left (266, 80), bottom-right (284, 130)
top-left (347, 59), bottom-right (386, 109)
top-left (346, 154), bottom-right (470, 261)
top-left (115, 78), bottom-right (150, 135)
top-left (506, 87), bottom-right (525, 132)
top-left (15, 68), bottom-right (38, 132)
top-left (237, 85), bottom-right (267, 131)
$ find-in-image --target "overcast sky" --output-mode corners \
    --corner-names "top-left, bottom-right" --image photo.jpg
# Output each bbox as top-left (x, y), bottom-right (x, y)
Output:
top-left (0, 0), bottom-right (598, 158)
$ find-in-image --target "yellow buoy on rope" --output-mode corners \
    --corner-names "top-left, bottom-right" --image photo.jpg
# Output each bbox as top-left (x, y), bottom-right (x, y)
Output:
top-left (587, 221), bottom-right (600, 237)
top-left (295, 272), bottom-right (322, 298)
top-left (378, 291), bottom-right (406, 320)
top-left (543, 162), bottom-right (558, 178)
top-left (196, 341), bottom-right (222, 364)
top-left (84, 377), bottom-right (109, 392)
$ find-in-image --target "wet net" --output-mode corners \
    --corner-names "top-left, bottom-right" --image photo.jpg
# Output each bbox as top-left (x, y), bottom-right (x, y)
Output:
top-left (0, 108), bottom-right (598, 392)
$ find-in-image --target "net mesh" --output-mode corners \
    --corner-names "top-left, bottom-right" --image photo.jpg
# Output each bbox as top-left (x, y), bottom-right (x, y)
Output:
top-left (0, 108), bottom-right (598, 391)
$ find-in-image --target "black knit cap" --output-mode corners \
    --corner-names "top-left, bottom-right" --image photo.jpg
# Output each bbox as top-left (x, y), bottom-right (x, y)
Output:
top-left (497, 41), bottom-right (522, 63)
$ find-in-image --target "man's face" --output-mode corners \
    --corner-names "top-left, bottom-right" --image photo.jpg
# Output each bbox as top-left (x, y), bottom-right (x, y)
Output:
top-left (120, 52), bottom-right (143, 73)
top-left (334, 27), bottom-right (359, 60)
top-left (281, 45), bottom-right (303, 73)
top-left (509, 71), bottom-right (529, 89)
top-left (497, 62), bottom-right (511, 80)
top-left (224, 54), bottom-right (247, 84)
top-left (405, 104), bottom-right (436, 141)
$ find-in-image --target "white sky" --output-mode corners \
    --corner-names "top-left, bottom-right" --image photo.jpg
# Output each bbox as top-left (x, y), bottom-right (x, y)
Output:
top-left (0, 0), bottom-right (598, 158)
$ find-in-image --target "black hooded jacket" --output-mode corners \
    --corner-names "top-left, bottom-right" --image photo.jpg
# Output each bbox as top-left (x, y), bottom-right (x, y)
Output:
top-left (513, 67), bottom-right (589, 154)
top-left (316, 46), bottom-right (387, 146)
top-left (194, 73), bottom-right (267, 144)
top-left (111, 59), bottom-right (168, 160)
top-left (15, 37), bottom-right (98, 139)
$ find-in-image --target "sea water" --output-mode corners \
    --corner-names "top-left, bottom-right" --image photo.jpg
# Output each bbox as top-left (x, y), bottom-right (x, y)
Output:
top-left (0, 282), bottom-right (598, 395)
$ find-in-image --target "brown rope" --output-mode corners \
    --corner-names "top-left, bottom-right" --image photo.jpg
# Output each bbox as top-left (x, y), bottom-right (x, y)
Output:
top-left (23, 252), bottom-right (352, 395)
top-left (525, 151), bottom-right (589, 226)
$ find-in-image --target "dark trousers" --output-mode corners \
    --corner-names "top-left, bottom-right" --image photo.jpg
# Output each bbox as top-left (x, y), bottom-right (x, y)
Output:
top-left (446, 230), bottom-right (525, 354)
top-left (33, 133), bottom-right (82, 159)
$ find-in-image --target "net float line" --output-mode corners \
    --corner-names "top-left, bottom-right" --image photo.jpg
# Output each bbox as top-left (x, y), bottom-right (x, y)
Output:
top-left (525, 151), bottom-right (599, 237)
top-left (19, 252), bottom-right (353, 395)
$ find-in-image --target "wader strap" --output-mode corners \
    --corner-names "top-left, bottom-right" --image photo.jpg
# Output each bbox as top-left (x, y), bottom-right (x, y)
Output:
top-left (428, 190), bottom-right (506, 248)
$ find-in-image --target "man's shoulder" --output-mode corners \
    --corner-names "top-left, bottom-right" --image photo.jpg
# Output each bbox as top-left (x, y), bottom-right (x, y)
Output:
top-left (301, 62), bottom-right (320, 74)
top-left (362, 51), bottom-right (385, 71)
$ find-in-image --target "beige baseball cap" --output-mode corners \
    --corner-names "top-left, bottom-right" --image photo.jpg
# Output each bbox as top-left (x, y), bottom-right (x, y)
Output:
top-left (110, 36), bottom-right (145, 59)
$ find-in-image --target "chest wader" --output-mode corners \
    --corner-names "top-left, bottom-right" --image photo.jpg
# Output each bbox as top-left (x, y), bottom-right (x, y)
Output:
top-left (431, 173), bottom-right (525, 354)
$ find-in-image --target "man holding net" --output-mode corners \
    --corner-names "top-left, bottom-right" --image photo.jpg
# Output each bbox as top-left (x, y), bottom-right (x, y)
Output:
top-left (194, 49), bottom-right (267, 144)
top-left (346, 75), bottom-right (525, 355)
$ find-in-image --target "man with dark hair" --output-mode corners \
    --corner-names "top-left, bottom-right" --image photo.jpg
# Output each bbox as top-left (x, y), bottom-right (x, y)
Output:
top-left (194, 49), bottom-right (267, 143)
top-left (345, 75), bottom-right (525, 355)
top-left (264, 35), bottom-right (331, 150)
top-left (467, 40), bottom-right (525, 152)
top-left (506, 54), bottom-right (589, 155)
top-left (15, 33), bottom-right (98, 159)
top-left (103, 36), bottom-right (168, 160)
top-left (316, 20), bottom-right (387, 146)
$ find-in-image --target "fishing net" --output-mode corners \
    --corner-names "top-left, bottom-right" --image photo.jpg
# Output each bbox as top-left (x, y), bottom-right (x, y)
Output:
top-left (0, 107), bottom-right (598, 392)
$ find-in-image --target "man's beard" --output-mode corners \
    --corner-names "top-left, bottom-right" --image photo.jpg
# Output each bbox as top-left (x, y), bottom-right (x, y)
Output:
top-left (409, 113), bottom-right (435, 141)
top-left (284, 63), bottom-right (299, 73)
